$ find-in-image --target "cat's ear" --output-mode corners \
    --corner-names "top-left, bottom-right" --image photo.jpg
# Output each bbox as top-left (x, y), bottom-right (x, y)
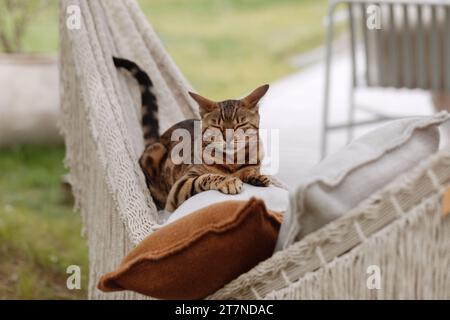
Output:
top-left (189, 92), bottom-right (217, 115)
top-left (242, 84), bottom-right (269, 108)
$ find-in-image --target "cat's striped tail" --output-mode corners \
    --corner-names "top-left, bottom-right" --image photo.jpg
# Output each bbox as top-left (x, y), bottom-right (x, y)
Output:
top-left (113, 57), bottom-right (159, 146)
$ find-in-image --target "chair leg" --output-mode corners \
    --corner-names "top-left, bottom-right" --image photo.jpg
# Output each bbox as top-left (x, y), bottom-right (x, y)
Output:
top-left (321, 3), bottom-right (337, 159)
top-left (347, 85), bottom-right (356, 144)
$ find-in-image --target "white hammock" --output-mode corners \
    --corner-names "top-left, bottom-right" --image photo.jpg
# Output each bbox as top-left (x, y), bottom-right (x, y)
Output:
top-left (60, 0), bottom-right (450, 299)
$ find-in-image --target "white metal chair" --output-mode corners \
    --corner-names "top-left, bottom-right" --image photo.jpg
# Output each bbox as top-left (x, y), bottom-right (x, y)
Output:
top-left (322, 0), bottom-right (450, 157)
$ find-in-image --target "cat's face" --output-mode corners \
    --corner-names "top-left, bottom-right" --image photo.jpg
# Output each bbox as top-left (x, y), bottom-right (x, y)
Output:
top-left (189, 85), bottom-right (269, 149)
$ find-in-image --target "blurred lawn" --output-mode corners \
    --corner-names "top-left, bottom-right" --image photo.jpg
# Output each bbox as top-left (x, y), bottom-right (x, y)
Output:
top-left (18, 0), bottom-right (329, 97)
top-left (139, 0), bottom-right (329, 98)
top-left (0, 0), bottom-right (329, 299)
top-left (0, 145), bottom-right (87, 299)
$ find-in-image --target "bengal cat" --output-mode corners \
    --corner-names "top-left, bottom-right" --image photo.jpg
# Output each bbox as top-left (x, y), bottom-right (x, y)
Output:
top-left (113, 57), bottom-right (271, 212)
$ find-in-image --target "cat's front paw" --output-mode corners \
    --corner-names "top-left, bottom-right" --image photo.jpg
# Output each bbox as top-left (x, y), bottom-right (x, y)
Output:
top-left (246, 175), bottom-right (271, 187)
top-left (218, 177), bottom-right (243, 195)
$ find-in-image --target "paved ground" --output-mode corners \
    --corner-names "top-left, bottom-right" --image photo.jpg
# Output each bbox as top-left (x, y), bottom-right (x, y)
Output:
top-left (260, 51), bottom-right (435, 189)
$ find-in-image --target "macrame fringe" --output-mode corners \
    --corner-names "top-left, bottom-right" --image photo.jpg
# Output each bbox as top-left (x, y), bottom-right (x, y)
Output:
top-left (267, 195), bottom-right (449, 299)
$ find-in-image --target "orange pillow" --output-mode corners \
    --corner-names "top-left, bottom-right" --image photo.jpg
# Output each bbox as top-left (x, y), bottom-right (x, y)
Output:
top-left (98, 198), bottom-right (282, 300)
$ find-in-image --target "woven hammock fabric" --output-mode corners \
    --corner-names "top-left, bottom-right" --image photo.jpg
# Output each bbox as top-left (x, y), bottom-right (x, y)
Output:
top-left (60, 0), bottom-right (450, 299)
top-left (60, 0), bottom-right (199, 299)
top-left (210, 149), bottom-right (450, 299)
top-left (61, 0), bottom-right (198, 245)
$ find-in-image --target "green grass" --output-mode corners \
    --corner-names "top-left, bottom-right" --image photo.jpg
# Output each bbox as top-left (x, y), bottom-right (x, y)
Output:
top-left (21, 6), bottom-right (59, 53)
top-left (11, 0), bottom-right (329, 97)
top-left (138, 0), bottom-right (329, 98)
top-left (0, 145), bottom-right (87, 299)
top-left (0, 0), bottom-right (330, 299)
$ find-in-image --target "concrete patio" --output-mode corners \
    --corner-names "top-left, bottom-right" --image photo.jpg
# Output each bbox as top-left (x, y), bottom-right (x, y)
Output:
top-left (260, 51), bottom-right (435, 189)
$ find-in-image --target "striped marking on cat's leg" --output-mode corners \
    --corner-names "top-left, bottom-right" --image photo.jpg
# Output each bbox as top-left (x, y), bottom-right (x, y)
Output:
top-left (164, 173), bottom-right (212, 212)
top-left (164, 173), bottom-right (243, 212)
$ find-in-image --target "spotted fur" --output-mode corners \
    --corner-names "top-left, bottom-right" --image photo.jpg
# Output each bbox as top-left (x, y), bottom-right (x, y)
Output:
top-left (114, 57), bottom-right (270, 212)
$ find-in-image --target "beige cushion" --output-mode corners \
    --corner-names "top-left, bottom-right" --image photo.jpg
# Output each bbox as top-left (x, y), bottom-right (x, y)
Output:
top-left (277, 112), bottom-right (450, 250)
